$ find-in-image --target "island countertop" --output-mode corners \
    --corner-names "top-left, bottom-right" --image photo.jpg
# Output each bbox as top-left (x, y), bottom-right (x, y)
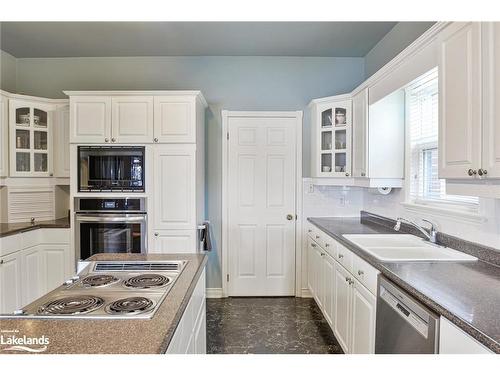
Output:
top-left (0, 253), bottom-right (207, 354)
top-left (307, 216), bottom-right (500, 353)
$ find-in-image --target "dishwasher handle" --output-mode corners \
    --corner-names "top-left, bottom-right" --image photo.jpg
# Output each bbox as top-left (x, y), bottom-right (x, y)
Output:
top-left (380, 285), bottom-right (430, 339)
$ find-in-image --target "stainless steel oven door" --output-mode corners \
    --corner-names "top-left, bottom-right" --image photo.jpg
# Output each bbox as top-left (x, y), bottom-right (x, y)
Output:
top-left (75, 213), bottom-right (147, 261)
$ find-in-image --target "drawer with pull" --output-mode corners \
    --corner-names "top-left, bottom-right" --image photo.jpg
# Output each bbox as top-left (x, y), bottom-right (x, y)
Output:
top-left (352, 253), bottom-right (379, 295)
top-left (322, 235), bottom-right (337, 258)
top-left (336, 243), bottom-right (353, 273)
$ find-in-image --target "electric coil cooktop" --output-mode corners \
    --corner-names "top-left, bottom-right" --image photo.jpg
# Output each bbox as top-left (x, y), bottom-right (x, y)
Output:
top-left (10, 261), bottom-right (187, 320)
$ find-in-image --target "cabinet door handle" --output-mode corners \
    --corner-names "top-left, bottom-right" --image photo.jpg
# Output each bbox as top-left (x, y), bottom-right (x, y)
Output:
top-left (345, 276), bottom-right (350, 282)
top-left (311, 243), bottom-right (317, 248)
top-left (361, 172), bottom-right (366, 177)
top-left (338, 254), bottom-right (344, 259)
top-left (154, 232), bottom-right (159, 237)
top-left (321, 252), bottom-right (325, 256)
top-left (111, 138), bottom-right (116, 143)
top-left (348, 280), bottom-right (354, 285)
top-left (104, 138), bottom-right (109, 143)
top-left (478, 168), bottom-right (488, 176)
top-left (308, 229), bottom-right (312, 233)
top-left (154, 138), bottom-right (159, 143)
top-left (467, 169), bottom-right (477, 176)
top-left (358, 270), bottom-right (364, 276)
top-left (315, 235), bottom-right (320, 239)
top-left (345, 172), bottom-right (350, 177)
top-left (0, 259), bottom-right (4, 265)
top-left (325, 243), bottom-right (329, 247)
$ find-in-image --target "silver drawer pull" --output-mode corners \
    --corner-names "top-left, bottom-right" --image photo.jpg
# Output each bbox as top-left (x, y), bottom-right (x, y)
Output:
top-left (325, 243), bottom-right (330, 247)
top-left (311, 243), bottom-right (317, 248)
top-left (315, 235), bottom-right (320, 239)
top-left (358, 270), bottom-right (364, 276)
top-left (338, 254), bottom-right (344, 259)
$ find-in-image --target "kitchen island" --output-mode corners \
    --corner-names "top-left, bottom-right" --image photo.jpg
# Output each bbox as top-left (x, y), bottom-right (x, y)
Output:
top-left (0, 253), bottom-right (207, 354)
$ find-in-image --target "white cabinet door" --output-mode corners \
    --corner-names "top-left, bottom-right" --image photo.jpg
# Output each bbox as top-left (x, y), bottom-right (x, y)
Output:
top-left (0, 251), bottom-right (22, 314)
top-left (152, 145), bottom-right (196, 230)
top-left (54, 104), bottom-right (70, 177)
top-left (482, 22), bottom-right (500, 178)
top-left (352, 89), bottom-right (368, 178)
top-left (70, 96), bottom-right (111, 143)
top-left (40, 244), bottom-right (70, 292)
top-left (150, 230), bottom-right (197, 253)
top-left (439, 317), bottom-right (492, 354)
top-left (111, 96), bottom-right (154, 143)
top-left (0, 94), bottom-right (8, 177)
top-left (333, 262), bottom-right (351, 353)
top-left (20, 245), bottom-right (44, 306)
top-left (438, 22), bottom-right (482, 179)
top-left (193, 302), bottom-right (207, 354)
top-left (307, 237), bottom-right (315, 295)
top-left (350, 280), bottom-right (376, 354)
top-left (322, 252), bottom-right (336, 327)
top-left (154, 96), bottom-right (196, 143)
top-left (312, 243), bottom-right (323, 308)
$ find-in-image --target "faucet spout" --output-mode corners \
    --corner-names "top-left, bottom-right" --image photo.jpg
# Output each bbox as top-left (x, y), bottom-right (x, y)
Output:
top-left (394, 217), bottom-right (438, 244)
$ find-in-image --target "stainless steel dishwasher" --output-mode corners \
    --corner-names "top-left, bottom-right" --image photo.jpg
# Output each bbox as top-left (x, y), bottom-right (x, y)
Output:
top-left (375, 276), bottom-right (440, 353)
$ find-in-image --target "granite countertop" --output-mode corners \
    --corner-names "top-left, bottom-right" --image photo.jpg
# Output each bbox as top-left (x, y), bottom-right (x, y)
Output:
top-left (307, 216), bottom-right (500, 353)
top-left (0, 253), bottom-right (208, 354)
top-left (0, 217), bottom-right (70, 238)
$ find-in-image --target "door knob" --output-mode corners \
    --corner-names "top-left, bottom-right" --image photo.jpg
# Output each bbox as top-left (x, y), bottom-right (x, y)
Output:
top-left (478, 168), bottom-right (488, 176)
top-left (467, 169), bottom-right (477, 176)
top-left (286, 214), bottom-right (294, 221)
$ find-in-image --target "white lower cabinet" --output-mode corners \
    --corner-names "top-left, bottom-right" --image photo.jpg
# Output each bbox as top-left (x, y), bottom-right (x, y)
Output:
top-left (0, 251), bottom-right (23, 314)
top-left (350, 280), bottom-right (377, 354)
top-left (333, 262), bottom-right (352, 352)
top-left (166, 269), bottom-right (206, 354)
top-left (150, 230), bottom-right (197, 254)
top-left (439, 317), bottom-right (493, 354)
top-left (0, 229), bottom-right (71, 313)
top-left (307, 224), bottom-right (379, 354)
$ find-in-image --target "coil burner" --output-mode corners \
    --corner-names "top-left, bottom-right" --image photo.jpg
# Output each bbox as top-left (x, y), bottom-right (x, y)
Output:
top-left (38, 296), bottom-right (104, 315)
top-left (105, 297), bottom-right (155, 315)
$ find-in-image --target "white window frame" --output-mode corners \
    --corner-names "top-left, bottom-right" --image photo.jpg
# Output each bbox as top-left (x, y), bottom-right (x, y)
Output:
top-left (403, 69), bottom-right (485, 223)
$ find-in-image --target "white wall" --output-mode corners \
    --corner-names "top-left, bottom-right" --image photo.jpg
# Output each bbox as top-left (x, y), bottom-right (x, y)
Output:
top-left (362, 187), bottom-right (500, 251)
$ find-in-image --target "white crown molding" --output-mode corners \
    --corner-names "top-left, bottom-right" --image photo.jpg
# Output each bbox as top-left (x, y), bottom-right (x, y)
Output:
top-left (0, 89), bottom-right (68, 104)
top-left (308, 22), bottom-right (452, 107)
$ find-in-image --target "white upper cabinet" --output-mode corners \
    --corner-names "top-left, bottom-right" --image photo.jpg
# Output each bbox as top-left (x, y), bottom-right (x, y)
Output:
top-left (352, 89), bottom-right (368, 178)
top-left (154, 96), bottom-right (196, 143)
top-left (0, 93), bottom-right (8, 177)
top-left (310, 96), bottom-right (352, 178)
top-left (70, 96), bottom-right (112, 143)
top-left (67, 92), bottom-right (205, 144)
top-left (9, 99), bottom-right (54, 177)
top-left (54, 104), bottom-right (70, 177)
top-left (152, 144), bottom-right (196, 230)
top-left (482, 22), bottom-right (500, 178)
top-left (438, 22), bottom-right (482, 179)
top-left (112, 96), bottom-right (154, 143)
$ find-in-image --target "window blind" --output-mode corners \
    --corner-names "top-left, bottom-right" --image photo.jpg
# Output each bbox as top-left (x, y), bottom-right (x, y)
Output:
top-left (407, 69), bottom-right (478, 209)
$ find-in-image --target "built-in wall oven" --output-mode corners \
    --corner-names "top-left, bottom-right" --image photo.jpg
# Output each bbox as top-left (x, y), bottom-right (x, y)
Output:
top-left (75, 198), bottom-right (147, 261)
top-left (78, 146), bottom-right (145, 192)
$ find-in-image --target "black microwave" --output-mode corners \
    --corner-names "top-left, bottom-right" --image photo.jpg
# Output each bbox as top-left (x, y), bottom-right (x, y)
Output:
top-left (78, 146), bottom-right (145, 192)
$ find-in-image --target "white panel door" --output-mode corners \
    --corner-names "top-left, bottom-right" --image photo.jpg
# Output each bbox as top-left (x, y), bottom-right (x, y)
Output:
top-left (350, 280), bottom-right (376, 354)
top-left (112, 96), bottom-right (154, 143)
top-left (154, 96), bottom-right (195, 143)
top-left (0, 251), bottom-right (22, 314)
top-left (482, 22), bottom-right (500, 178)
top-left (352, 89), bottom-right (368, 178)
top-left (70, 96), bottom-right (111, 143)
top-left (228, 115), bottom-right (297, 296)
top-left (438, 22), bottom-right (482, 178)
top-left (152, 145), bottom-right (195, 230)
top-left (20, 245), bottom-right (44, 306)
top-left (333, 262), bottom-right (351, 353)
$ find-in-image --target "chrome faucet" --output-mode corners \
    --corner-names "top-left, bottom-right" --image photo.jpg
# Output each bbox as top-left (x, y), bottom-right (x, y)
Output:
top-left (394, 217), bottom-right (438, 244)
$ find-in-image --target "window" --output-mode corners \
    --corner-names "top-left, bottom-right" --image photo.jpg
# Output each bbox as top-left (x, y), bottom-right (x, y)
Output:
top-left (406, 69), bottom-right (479, 211)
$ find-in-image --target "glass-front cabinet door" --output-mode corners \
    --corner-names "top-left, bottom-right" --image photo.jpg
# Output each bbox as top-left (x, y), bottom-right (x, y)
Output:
top-left (9, 100), bottom-right (53, 177)
top-left (314, 98), bottom-right (352, 177)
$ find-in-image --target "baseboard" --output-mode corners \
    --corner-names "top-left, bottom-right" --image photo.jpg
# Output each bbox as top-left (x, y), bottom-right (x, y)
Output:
top-left (300, 288), bottom-right (313, 298)
top-left (206, 288), bottom-right (223, 298)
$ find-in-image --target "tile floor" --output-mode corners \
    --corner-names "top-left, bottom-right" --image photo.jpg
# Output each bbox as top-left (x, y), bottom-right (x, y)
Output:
top-left (206, 297), bottom-right (343, 354)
